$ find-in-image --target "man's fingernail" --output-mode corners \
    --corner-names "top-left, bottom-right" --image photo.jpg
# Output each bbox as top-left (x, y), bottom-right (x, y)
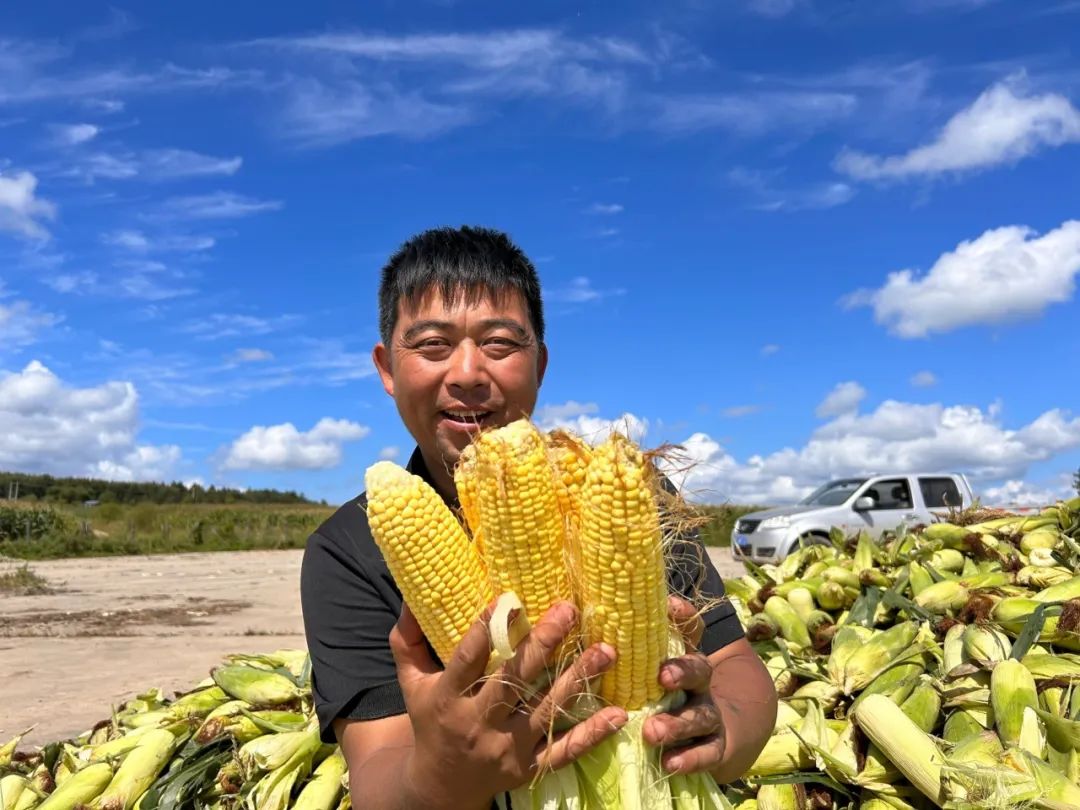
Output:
top-left (667, 755), bottom-right (682, 770)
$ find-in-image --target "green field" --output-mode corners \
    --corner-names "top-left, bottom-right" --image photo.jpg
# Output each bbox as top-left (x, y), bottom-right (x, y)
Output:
top-left (0, 499), bottom-right (758, 559)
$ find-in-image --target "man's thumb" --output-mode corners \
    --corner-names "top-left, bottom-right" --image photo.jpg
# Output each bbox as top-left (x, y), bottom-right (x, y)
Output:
top-left (389, 602), bottom-right (441, 690)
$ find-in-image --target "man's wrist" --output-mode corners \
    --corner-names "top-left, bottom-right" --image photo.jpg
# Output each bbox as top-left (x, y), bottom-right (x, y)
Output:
top-left (402, 748), bottom-right (491, 810)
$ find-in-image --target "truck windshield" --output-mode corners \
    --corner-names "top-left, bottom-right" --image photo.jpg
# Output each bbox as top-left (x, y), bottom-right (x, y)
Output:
top-left (800, 478), bottom-right (867, 506)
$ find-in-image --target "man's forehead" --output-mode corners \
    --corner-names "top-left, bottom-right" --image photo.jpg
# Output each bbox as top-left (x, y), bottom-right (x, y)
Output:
top-left (397, 284), bottom-right (528, 323)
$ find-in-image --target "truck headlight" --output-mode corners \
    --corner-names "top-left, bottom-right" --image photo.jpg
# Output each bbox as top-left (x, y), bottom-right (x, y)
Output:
top-left (759, 515), bottom-right (791, 530)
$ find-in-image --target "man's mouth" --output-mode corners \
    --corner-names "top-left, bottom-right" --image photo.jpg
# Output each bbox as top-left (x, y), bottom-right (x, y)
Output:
top-left (440, 409), bottom-right (494, 425)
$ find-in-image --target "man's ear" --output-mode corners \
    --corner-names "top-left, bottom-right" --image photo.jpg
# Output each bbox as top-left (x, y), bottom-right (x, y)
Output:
top-left (537, 342), bottom-right (549, 388)
top-left (373, 343), bottom-right (395, 397)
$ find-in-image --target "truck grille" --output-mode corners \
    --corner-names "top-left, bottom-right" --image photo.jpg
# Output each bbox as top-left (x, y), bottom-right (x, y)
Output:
top-left (736, 519), bottom-right (760, 534)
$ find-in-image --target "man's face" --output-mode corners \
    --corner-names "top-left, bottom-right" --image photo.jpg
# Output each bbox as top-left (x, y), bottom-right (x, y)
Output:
top-left (373, 286), bottom-right (547, 477)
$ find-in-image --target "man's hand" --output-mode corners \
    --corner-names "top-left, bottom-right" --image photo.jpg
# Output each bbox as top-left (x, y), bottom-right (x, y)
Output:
top-left (642, 596), bottom-right (726, 775)
top-left (390, 599), bottom-right (629, 810)
top-left (643, 595), bottom-right (778, 783)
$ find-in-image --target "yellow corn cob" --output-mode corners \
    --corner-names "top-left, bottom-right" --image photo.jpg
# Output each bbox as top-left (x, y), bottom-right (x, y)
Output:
top-left (546, 428), bottom-right (593, 538)
top-left (365, 461), bottom-right (494, 665)
top-left (575, 431), bottom-right (672, 710)
top-left (468, 420), bottom-right (574, 640)
top-left (453, 442), bottom-right (485, 560)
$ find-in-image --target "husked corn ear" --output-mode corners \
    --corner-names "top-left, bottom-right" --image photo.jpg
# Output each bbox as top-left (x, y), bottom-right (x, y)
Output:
top-left (365, 461), bottom-right (494, 664)
top-left (545, 428), bottom-right (592, 539)
top-left (453, 442), bottom-right (484, 559)
top-left (469, 420), bottom-right (574, 636)
top-left (576, 432), bottom-right (671, 710)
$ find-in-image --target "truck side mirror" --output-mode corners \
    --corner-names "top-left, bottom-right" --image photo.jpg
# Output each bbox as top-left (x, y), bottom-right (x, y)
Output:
top-left (853, 496), bottom-right (875, 511)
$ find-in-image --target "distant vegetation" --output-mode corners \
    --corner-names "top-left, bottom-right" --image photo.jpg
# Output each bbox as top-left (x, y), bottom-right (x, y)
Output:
top-left (0, 470), bottom-right (318, 506)
top-left (0, 471), bottom-right (756, 559)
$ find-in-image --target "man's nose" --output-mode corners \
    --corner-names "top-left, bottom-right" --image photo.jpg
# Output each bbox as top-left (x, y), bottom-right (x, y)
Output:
top-left (445, 341), bottom-right (489, 390)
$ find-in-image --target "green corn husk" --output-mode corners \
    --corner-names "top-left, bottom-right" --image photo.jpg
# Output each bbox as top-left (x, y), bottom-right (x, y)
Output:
top-left (913, 580), bottom-right (969, 613)
top-left (745, 728), bottom-right (815, 777)
top-left (1020, 529), bottom-right (1061, 554)
top-left (292, 749), bottom-right (346, 810)
top-left (930, 549), bottom-right (966, 573)
top-left (788, 679), bottom-right (844, 714)
top-left (943, 709), bottom-right (992, 745)
top-left (817, 581), bottom-right (848, 611)
top-left (921, 523), bottom-right (970, 545)
top-left (1001, 747), bottom-right (1080, 807)
top-left (836, 622), bottom-right (931, 695)
top-left (773, 701), bottom-right (802, 730)
top-left (906, 562), bottom-right (934, 596)
top-left (238, 726), bottom-right (321, 777)
top-left (785, 587), bottom-right (816, 623)
top-left (852, 694), bottom-right (945, 805)
top-left (826, 625), bottom-right (875, 683)
top-left (764, 595), bottom-right (812, 648)
top-left (1022, 652), bottom-right (1080, 680)
top-left (961, 624), bottom-right (1012, 665)
top-left (942, 623), bottom-right (966, 673)
top-left (990, 659), bottom-right (1039, 750)
top-left (756, 784), bottom-right (800, 810)
top-left (849, 658), bottom-right (925, 714)
top-left (1034, 574), bottom-right (1080, 603)
top-left (899, 677), bottom-right (942, 733)
top-left (746, 612), bottom-right (780, 642)
top-left (211, 666), bottom-right (306, 706)
top-left (1, 776), bottom-right (28, 810)
top-left (36, 762), bottom-right (113, 810)
top-left (93, 728), bottom-right (176, 810)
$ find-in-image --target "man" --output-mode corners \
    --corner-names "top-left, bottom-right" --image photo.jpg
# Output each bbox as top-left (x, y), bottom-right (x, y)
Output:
top-left (301, 226), bottom-right (777, 809)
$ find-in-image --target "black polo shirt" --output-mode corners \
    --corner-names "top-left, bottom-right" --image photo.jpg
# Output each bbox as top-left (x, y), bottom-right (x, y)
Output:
top-left (300, 446), bottom-right (745, 747)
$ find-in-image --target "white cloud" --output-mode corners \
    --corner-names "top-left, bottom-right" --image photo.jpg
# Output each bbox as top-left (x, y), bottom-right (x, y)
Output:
top-left (45, 260), bottom-right (196, 301)
top-left (728, 167), bottom-right (855, 212)
top-left (0, 170), bottom-right (56, 239)
top-left (0, 299), bottom-right (63, 348)
top-left (761, 343), bottom-right (780, 356)
top-left (0, 361), bottom-right (180, 480)
top-left (153, 191), bottom-right (283, 220)
top-left (982, 478), bottom-right (1073, 507)
top-left (65, 148), bottom-right (242, 183)
top-left (911, 370), bottom-right (938, 387)
top-left (534, 402), bottom-right (648, 445)
top-left (222, 417), bottom-right (370, 470)
top-left (379, 446), bottom-right (400, 460)
top-left (103, 229), bottom-right (215, 253)
top-left (587, 202), bottom-right (623, 214)
top-left (534, 400), bottom-right (599, 424)
top-left (845, 220), bottom-right (1080, 338)
top-left (181, 313), bottom-right (302, 340)
top-left (52, 122), bottom-right (100, 145)
top-left (654, 91), bottom-right (856, 135)
top-left (815, 381), bottom-right (866, 418)
top-left (835, 76), bottom-right (1080, 181)
top-left (229, 348), bottom-right (274, 363)
top-left (546, 276), bottom-right (626, 303)
top-left (664, 398), bottom-right (1080, 505)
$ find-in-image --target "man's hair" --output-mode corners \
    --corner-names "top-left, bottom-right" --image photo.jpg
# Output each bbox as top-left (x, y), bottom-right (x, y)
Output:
top-left (377, 225), bottom-right (545, 346)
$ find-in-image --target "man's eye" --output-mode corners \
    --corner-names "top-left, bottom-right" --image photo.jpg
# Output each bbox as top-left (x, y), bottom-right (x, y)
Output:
top-left (418, 339), bottom-right (449, 348)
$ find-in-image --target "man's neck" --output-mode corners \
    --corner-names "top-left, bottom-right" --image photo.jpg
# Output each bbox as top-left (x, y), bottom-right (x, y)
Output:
top-left (420, 448), bottom-right (459, 505)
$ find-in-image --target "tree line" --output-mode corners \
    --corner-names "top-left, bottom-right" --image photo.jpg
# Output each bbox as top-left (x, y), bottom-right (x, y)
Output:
top-left (0, 471), bottom-right (318, 506)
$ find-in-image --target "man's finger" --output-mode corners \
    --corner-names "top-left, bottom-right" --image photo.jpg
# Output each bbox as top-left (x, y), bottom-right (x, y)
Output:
top-left (642, 701), bottom-right (722, 747)
top-left (533, 705), bottom-right (628, 774)
top-left (657, 653), bottom-right (713, 693)
top-left (668, 595), bottom-right (705, 650)
top-left (477, 601), bottom-right (578, 720)
top-left (439, 602), bottom-right (498, 697)
top-left (389, 602), bottom-right (442, 693)
top-left (660, 733), bottom-right (726, 775)
top-left (527, 642), bottom-right (617, 737)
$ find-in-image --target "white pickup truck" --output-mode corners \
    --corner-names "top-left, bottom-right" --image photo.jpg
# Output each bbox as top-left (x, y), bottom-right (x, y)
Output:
top-left (731, 472), bottom-right (977, 565)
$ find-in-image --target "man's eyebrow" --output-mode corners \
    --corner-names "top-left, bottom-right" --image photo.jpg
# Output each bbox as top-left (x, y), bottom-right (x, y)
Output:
top-left (400, 320), bottom-right (454, 343)
top-left (400, 318), bottom-right (531, 343)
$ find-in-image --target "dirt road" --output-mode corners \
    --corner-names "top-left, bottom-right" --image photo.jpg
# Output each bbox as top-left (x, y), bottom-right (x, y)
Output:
top-left (1, 547), bottom-right (744, 749)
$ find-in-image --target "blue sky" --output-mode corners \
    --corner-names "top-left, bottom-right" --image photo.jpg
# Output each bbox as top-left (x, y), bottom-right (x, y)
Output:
top-left (1, 0), bottom-right (1079, 507)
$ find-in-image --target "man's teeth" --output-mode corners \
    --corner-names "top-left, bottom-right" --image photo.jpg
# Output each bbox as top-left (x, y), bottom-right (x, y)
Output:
top-left (444, 411), bottom-right (490, 422)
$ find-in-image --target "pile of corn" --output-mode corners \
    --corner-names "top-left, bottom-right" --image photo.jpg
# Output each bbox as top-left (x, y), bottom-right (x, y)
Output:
top-left (725, 495), bottom-right (1080, 809)
top-left (0, 651), bottom-right (346, 810)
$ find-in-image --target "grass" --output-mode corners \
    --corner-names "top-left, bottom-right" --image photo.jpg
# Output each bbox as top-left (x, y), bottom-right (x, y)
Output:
top-left (0, 498), bottom-right (762, 559)
top-left (0, 502), bottom-right (335, 560)
top-left (0, 563), bottom-right (51, 595)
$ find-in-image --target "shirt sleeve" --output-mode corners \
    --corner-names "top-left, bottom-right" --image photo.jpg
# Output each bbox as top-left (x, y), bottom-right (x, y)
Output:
top-left (666, 528), bottom-right (746, 655)
top-left (301, 528), bottom-right (407, 744)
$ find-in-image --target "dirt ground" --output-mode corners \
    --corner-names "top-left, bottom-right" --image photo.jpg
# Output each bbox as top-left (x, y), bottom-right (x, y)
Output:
top-left (1, 547), bottom-right (744, 750)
